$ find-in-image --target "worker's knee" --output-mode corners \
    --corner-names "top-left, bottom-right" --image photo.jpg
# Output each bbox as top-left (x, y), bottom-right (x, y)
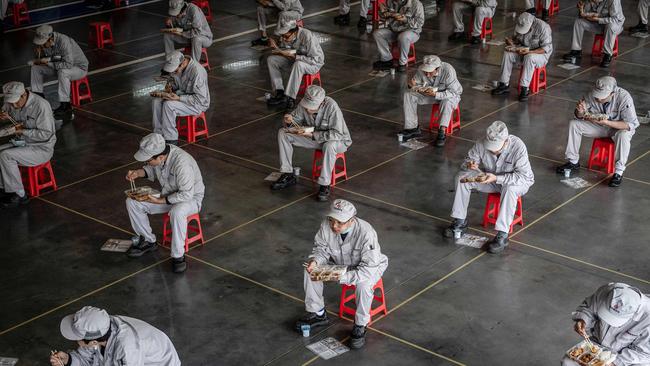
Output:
top-left (125, 197), bottom-right (138, 211)
top-left (568, 119), bottom-right (583, 132)
top-left (613, 129), bottom-right (633, 142)
top-left (323, 142), bottom-right (337, 154)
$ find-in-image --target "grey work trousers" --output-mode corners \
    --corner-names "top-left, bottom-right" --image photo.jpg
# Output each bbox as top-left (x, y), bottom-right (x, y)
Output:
top-left (30, 64), bottom-right (87, 103)
top-left (339, 0), bottom-right (371, 16)
top-left (452, 1), bottom-right (495, 36)
top-left (0, 143), bottom-right (52, 194)
top-left (373, 28), bottom-right (420, 66)
top-left (498, 51), bottom-right (548, 88)
top-left (163, 33), bottom-right (212, 61)
top-left (570, 18), bottom-right (623, 55)
top-left (257, 6), bottom-right (302, 32)
top-left (640, 0), bottom-right (650, 24)
top-left (152, 98), bottom-right (203, 141)
top-left (267, 55), bottom-right (321, 99)
top-left (403, 91), bottom-right (460, 130)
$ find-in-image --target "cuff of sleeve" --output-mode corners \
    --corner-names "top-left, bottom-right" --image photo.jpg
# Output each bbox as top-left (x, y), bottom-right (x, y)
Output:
top-left (165, 197), bottom-right (171, 205)
top-left (339, 271), bottom-right (352, 285)
top-left (179, 95), bottom-right (189, 103)
top-left (495, 175), bottom-right (505, 185)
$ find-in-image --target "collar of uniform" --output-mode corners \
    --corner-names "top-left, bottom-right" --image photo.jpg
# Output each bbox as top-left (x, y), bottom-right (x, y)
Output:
top-left (162, 145), bottom-right (179, 169)
top-left (24, 91), bottom-right (36, 110)
top-left (497, 135), bottom-right (513, 156)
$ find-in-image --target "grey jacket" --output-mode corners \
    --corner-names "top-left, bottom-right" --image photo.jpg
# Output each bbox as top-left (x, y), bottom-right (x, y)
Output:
top-left (465, 135), bottom-right (535, 187)
top-left (41, 32), bottom-right (88, 71)
top-left (386, 0), bottom-right (425, 34)
top-left (271, 0), bottom-right (303, 14)
top-left (281, 27), bottom-right (325, 68)
top-left (411, 62), bottom-right (463, 100)
top-left (578, 86), bottom-right (639, 131)
top-left (473, 0), bottom-right (497, 8)
top-left (143, 145), bottom-right (205, 206)
top-left (170, 57), bottom-right (210, 111)
top-left (582, 0), bottom-right (625, 26)
top-left (515, 18), bottom-right (553, 58)
top-left (291, 96), bottom-right (352, 146)
top-left (173, 2), bottom-right (213, 41)
top-left (3, 92), bottom-right (56, 150)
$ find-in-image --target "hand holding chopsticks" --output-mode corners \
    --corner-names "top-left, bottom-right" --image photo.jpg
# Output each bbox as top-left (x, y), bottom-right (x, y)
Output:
top-left (50, 350), bottom-right (66, 366)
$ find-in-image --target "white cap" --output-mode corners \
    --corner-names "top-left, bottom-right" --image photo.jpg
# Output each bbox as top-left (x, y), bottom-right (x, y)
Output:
top-left (597, 283), bottom-right (643, 327)
top-left (34, 24), bottom-right (54, 45)
top-left (134, 133), bottom-right (166, 161)
top-left (515, 12), bottom-right (534, 34)
top-left (168, 0), bottom-right (185, 16)
top-left (327, 199), bottom-right (357, 222)
top-left (163, 51), bottom-right (185, 73)
top-left (592, 76), bottom-right (617, 99)
top-left (483, 121), bottom-right (509, 151)
top-left (419, 55), bottom-right (441, 73)
top-left (300, 85), bottom-right (325, 110)
top-left (60, 306), bottom-right (111, 341)
top-left (275, 19), bottom-right (297, 35)
top-left (2, 81), bottom-right (26, 104)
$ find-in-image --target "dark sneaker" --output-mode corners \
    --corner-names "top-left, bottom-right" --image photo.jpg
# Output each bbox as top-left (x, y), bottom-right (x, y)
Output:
top-left (443, 218), bottom-right (468, 238)
top-left (487, 231), bottom-right (509, 254)
top-left (447, 32), bottom-right (464, 41)
top-left (172, 256), bottom-right (187, 273)
top-left (396, 64), bottom-right (407, 72)
top-left (518, 86), bottom-right (530, 102)
top-left (267, 90), bottom-right (287, 106)
top-left (434, 127), bottom-right (446, 147)
top-left (0, 193), bottom-right (29, 208)
top-left (53, 102), bottom-right (73, 119)
top-left (285, 97), bottom-right (296, 112)
top-left (165, 140), bottom-right (178, 146)
top-left (525, 7), bottom-right (536, 14)
top-left (350, 324), bottom-right (367, 349)
top-left (600, 53), bottom-right (612, 68)
top-left (629, 21), bottom-right (648, 34)
top-left (491, 82), bottom-right (510, 95)
top-left (400, 127), bottom-right (422, 141)
top-left (556, 161), bottom-right (580, 174)
top-left (372, 60), bottom-right (393, 70)
top-left (470, 36), bottom-right (481, 44)
top-left (357, 16), bottom-right (368, 29)
top-left (251, 37), bottom-right (269, 47)
top-left (271, 173), bottom-right (297, 190)
top-left (562, 50), bottom-right (582, 62)
top-left (126, 237), bottom-right (157, 258)
top-left (317, 185), bottom-right (330, 202)
top-left (608, 173), bottom-right (622, 187)
top-left (334, 13), bottom-right (350, 25)
top-left (541, 9), bottom-right (549, 22)
top-left (295, 312), bottom-right (330, 331)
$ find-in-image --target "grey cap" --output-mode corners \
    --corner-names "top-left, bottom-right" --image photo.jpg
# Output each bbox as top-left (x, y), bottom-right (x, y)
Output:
top-left (60, 306), bottom-right (111, 341)
top-left (327, 199), bottom-right (357, 222)
top-left (168, 0), bottom-right (185, 16)
top-left (33, 24), bottom-right (54, 45)
top-left (592, 76), bottom-right (617, 99)
top-left (515, 12), bottom-right (535, 34)
top-left (597, 284), bottom-right (643, 327)
top-left (419, 55), bottom-right (442, 73)
top-left (2, 81), bottom-right (26, 104)
top-left (275, 19), bottom-right (297, 35)
top-left (134, 133), bottom-right (166, 162)
top-left (483, 121), bottom-right (509, 151)
top-left (163, 50), bottom-right (185, 73)
top-left (300, 85), bottom-right (326, 110)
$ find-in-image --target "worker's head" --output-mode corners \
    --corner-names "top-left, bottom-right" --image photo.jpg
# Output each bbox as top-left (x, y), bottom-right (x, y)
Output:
top-left (596, 283), bottom-right (643, 327)
top-left (33, 24), bottom-right (54, 48)
top-left (483, 121), bottom-right (509, 154)
top-left (275, 19), bottom-right (299, 42)
top-left (168, 0), bottom-right (186, 17)
top-left (162, 51), bottom-right (189, 75)
top-left (300, 85), bottom-right (326, 114)
top-left (60, 306), bottom-right (112, 348)
top-left (134, 133), bottom-right (170, 166)
top-left (327, 199), bottom-right (357, 234)
top-left (2, 82), bottom-right (28, 109)
top-left (592, 76), bottom-right (616, 103)
top-left (515, 12), bottom-right (534, 35)
top-left (419, 55), bottom-right (442, 77)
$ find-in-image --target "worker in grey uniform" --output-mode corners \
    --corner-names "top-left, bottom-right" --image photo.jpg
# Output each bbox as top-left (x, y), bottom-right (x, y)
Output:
top-left (334, 0), bottom-right (371, 28)
top-left (372, 0), bottom-right (424, 72)
top-left (448, 0), bottom-right (497, 44)
top-left (444, 121), bottom-right (534, 254)
top-left (525, 0), bottom-right (552, 21)
top-left (30, 24), bottom-right (88, 120)
top-left (124, 133), bottom-right (205, 273)
top-left (561, 283), bottom-right (650, 366)
top-left (295, 199), bottom-right (388, 349)
top-left (266, 19), bottom-right (324, 111)
top-left (562, 0), bottom-right (624, 68)
top-left (629, 0), bottom-right (649, 34)
top-left (152, 50), bottom-right (209, 145)
top-left (0, 82), bottom-right (56, 208)
top-left (50, 306), bottom-right (181, 366)
top-left (401, 55), bottom-right (462, 147)
top-left (271, 85), bottom-right (351, 202)
top-left (164, 0), bottom-right (213, 62)
top-left (491, 12), bottom-right (552, 102)
top-left (556, 76), bottom-right (637, 188)
top-left (252, 0), bottom-right (303, 46)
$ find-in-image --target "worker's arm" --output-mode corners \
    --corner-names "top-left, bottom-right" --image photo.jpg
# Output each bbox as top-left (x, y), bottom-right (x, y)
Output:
top-left (68, 347), bottom-right (96, 366)
top-left (165, 162), bottom-right (196, 204)
top-left (312, 102), bottom-right (347, 143)
top-left (19, 103), bottom-right (55, 143)
top-left (183, 6), bottom-right (206, 39)
top-left (271, 0), bottom-right (289, 11)
top-left (571, 288), bottom-right (603, 333)
top-left (613, 328), bottom-right (650, 366)
top-left (435, 66), bottom-right (463, 100)
top-left (537, 24), bottom-right (553, 55)
top-left (309, 221), bottom-right (332, 265)
top-left (598, 0), bottom-right (624, 25)
top-left (179, 73), bottom-right (209, 107)
top-left (339, 227), bottom-right (385, 285)
top-left (404, 1), bottom-right (425, 30)
top-left (52, 37), bottom-right (75, 70)
top-left (495, 143), bottom-right (534, 186)
top-left (112, 337), bottom-right (145, 366)
top-left (143, 165), bottom-right (156, 183)
top-left (462, 142), bottom-right (483, 170)
top-left (295, 33), bottom-right (324, 66)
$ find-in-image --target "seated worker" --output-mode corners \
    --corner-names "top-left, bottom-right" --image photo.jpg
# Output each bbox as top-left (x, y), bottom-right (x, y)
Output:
top-left (270, 85), bottom-right (352, 202)
top-left (266, 19), bottom-right (324, 111)
top-left (124, 133), bottom-right (205, 273)
top-left (163, 0), bottom-right (213, 62)
top-left (0, 81), bottom-right (56, 208)
top-left (629, 0), bottom-right (649, 34)
top-left (372, 0), bottom-right (424, 72)
top-left (401, 55), bottom-right (462, 146)
top-left (524, 0), bottom-right (551, 21)
top-left (443, 121), bottom-right (534, 254)
top-left (50, 306), bottom-right (181, 366)
top-left (448, 0), bottom-right (497, 44)
top-left (252, 0), bottom-right (304, 46)
top-left (555, 76), bottom-right (638, 188)
top-left (334, 0), bottom-right (370, 28)
top-left (30, 24), bottom-right (88, 120)
top-left (562, 0), bottom-right (624, 68)
top-left (295, 199), bottom-right (389, 349)
top-left (151, 50), bottom-right (209, 145)
top-left (561, 283), bottom-right (650, 366)
top-left (491, 12), bottom-right (552, 102)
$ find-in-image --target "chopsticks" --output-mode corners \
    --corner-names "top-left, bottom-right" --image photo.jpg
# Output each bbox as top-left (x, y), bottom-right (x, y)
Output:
top-left (129, 177), bottom-right (136, 192)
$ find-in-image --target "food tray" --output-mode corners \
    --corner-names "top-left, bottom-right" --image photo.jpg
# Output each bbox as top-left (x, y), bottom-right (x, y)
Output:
top-left (309, 264), bottom-right (347, 282)
top-left (505, 46), bottom-right (530, 52)
top-left (285, 126), bottom-right (314, 134)
top-left (584, 113), bottom-right (608, 121)
top-left (412, 86), bottom-right (438, 94)
top-left (124, 186), bottom-right (161, 201)
top-left (150, 91), bottom-right (174, 99)
top-left (566, 340), bottom-right (616, 366)
top-left (161, 27), bottom-right (183, 33)
top-left (460, 173), bottom-right (489, 183)
top-left (273, 48), bottom-right (297, 55)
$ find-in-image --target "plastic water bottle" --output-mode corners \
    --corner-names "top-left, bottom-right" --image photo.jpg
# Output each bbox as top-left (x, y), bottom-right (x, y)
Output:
top-left (397, 134), bottom-right (403, 142)
top-left (453, 229), bottom-right (462, 239)
top-left (293, 167), bottom-right (301, 176)
top-left (564, 169), bottom-right (571, 178)
top-left (301, 324), bottom-right (310, 337)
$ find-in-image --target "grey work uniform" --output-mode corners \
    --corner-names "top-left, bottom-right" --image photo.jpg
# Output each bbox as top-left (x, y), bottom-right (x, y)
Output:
top-left (0, 0), bottom-right (7, 21)
top-left (126, 145), bottom-right (205, 259)
top-left (570, 0), bottom-right (624, 55)
top-left (257, 0), bottom-right (304, 32)
top-left (564, 87), bottom-right (638, 176)
top-left (639, 0), bottom-right (650, 25)
top-left (339, 0), bottom-right (371, 17)
top-left (0, 93), bottom-right (56, 194)
top-left (451, 135), bottom-right (534, 233)
top-left (267, 27), bottom-right (324, 99)
top-left (30, 32), bottom-right (89, 103)
top-left (403, 62), bottom-right (463, 130)
top-left (304, 218), bottom-right (388, 326)
top-left (164, 2), bottom-right (213, 62)
top-left (68, 315), bottom-right (181, 366)
top-left (152, 57), bottom-right (210, 141)
top-left (278, 96), bottom-right (352, 186)
top-left (452, 0), bottom-right (497, 36)
top-left (561, 283), bottom-right (650, 366)
top-left (498, 18), bottom-right (553, 87)
top-left (373, 0), bottom-right (424, 66)
top-left (525, 0), bottom-right (551, 10)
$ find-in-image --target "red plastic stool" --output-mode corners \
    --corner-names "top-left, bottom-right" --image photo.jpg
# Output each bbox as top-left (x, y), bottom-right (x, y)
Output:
top-left (183, 47), bottom-right (211, 70)
top-left (312, 150), bottom-right (348, 186)
top-left (339, 278), bottom-right (387, 325)
top-left (70, 77), bottom-right (92, 106)
top-left (518, 65), bottom-right (547, 94)
top-left (19, 161), bottom-right (57, 197)
top-left (192, 0), bottom-right (212, 22)
top-left (368, 0), bottom-right (387, 23)
top-left (12, 2), bottom-right (30, 26)
top-left (297, 72), bottom-right (322, 97)
top-left (89, 22), bottom-right (114, 49)
top-left (482, 192), bottom-right (524, 233)
top-left (391, 42), bottom-right (416, 65)
top-left (538, 0), bottom-right (559, 16)
top-left (429, 104), bottom-right (461, 134)
top-left (114, 0), bottom-right (128, 7)
top-left (592, 34), bottom-right (619, 57)
top-left (588, 137), bottom-right (615, 174)
top-left (162, 212), bottom-right (204, 252)
top-left (176, 111), bottom-right (209, 143)
top-left (469, 16), bottom-right (493, 40)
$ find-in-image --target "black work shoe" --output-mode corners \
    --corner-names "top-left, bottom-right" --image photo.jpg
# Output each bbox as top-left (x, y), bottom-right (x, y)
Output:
top-left (491, 82), bottom-right (510, 95)
top-left (541, 9), bottom-right (549, 22)
top-left (267, 90), bottom-right (287, 106)
top-left (525, 7), bottom-right (536, 14)
top-left (126, 238), bottom-right (157, 258)
top-left (435, 127), bottom-right (446, 147)
top-left (372, 60), bottom-right (393, 70)
top-left (172, 256), bottom-right (187, 273)
top-left (285, 97), bottom-right (296, 112)
top-left (334, 13), bottom-right (350, 25)
top-left (396, 64), bottom-right (407, 73)
top-left (357, 16), bottom-right (368, 29)
top-left (600, 53), bottom-right (612, 68)
top-left (53, 102), bottom-right (72, 119)
top-left (487, 231), bottom-right (509, 254)
top-left (448, 32), bottom-right (464, 41)
top-left (400, 127), bottom-right (422, 141)
top-left (317, 185), bottom-right (330, 202)
top-left (556, 161), bottom-right (580, 174)
top-left (629, 21), bottom-right (648, 34)
top-left (271, 173), bottom-right (297, 190)
top-left (518, 86), bottom-right (530, 102)
top-left (350, 324), bottom-right (367, 349)
top-left (165, 140), bottom-right (178, 146)
top-left (443, 218), bottom-right (468, 238)
top-left (251, 37), bottom-right (269, 47)
top-left (295, 312), bottom-right (330, 331)
top-left (470, 36), bottom-right (481, 44)
top-left (562, 50), bottom-right (582, 62)
top-left (608, 173), bottom-right (623, 187)
top-left (0, 193), bottom-right (29, 208)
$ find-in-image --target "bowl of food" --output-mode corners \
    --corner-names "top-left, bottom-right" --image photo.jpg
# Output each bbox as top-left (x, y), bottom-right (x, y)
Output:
top-left (125, 186), bottom-right (161, 201)
top-left (460, 173), bottom-right (489, 183)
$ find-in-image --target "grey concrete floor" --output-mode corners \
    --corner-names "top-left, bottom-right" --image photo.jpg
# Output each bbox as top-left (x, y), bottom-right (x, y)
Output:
top-left (1, 0), bottom-right (649, 365)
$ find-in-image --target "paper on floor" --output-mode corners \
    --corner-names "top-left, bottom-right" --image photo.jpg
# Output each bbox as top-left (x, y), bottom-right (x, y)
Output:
top-left (307, 337), bottom-right (349, 360)
top-left (486, 40), bottom-right (505, 46)
top-left (558, 63), bottom-right (581, 70)
top-left (561, 177), bottom-right (591, 189)
top-left (631, 32), bottom-right (649, 39)
top-left (368, 70), bottom-right (389, 77)
top-left (101, 239), bottom-right (132, 252)
top-left (264, 172), bottom-right (283, 182)
top-left (472, 84), bottom-right (494, 92)
top-left (456, 234), bottom-right (489, 248)
top-left (400, 139), bottom-right (428, 150)
top-left (0, 357), bottom-right (18, 366)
